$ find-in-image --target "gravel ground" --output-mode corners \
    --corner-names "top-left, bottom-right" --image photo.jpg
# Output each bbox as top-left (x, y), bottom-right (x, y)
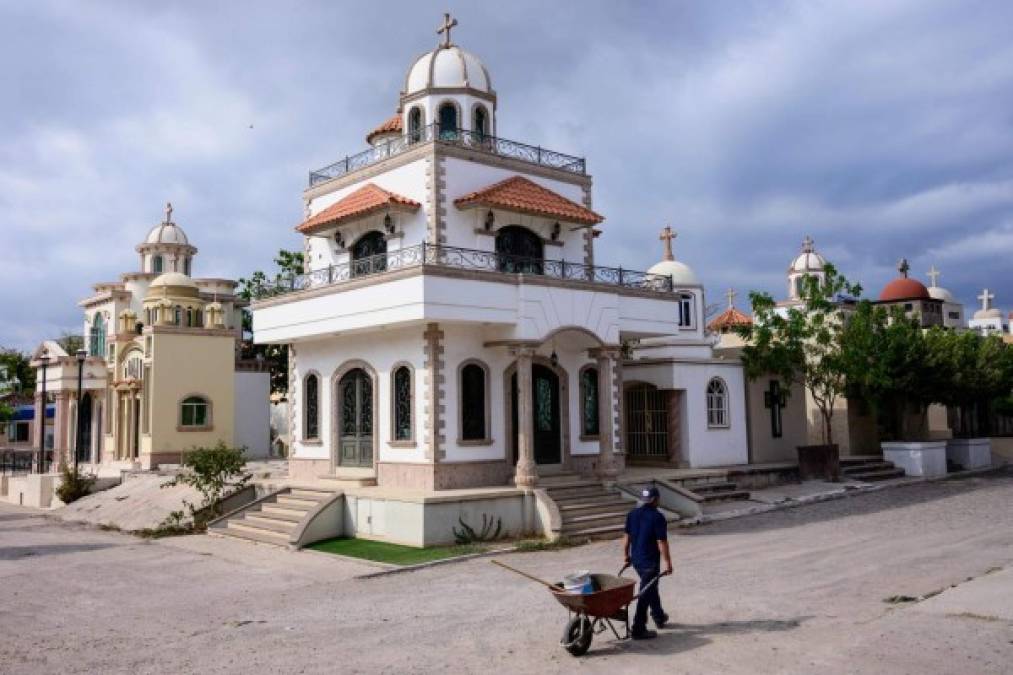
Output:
top-left (2, 470), bottom-right (1012, 674)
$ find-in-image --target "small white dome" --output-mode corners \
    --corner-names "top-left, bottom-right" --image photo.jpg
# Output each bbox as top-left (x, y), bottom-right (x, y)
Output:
top-left (928, 285), bottom-right (954, 303)
top-left (790, 251), bottom-right (825, 274)
top-left (648, 260), bottom-right (699, 286)
top-left (149, 272), bottom-right (198, 290)
top-left (145, 222), bottom-right (189, 245)
top-left (974, 307), bottom-right (1002, 320)
top-left (405, 46), bottom-right (492, 95)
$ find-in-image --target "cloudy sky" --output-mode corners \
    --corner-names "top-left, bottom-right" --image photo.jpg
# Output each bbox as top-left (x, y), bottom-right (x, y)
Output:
top-left (2, 0), bottom-right (1012, 350)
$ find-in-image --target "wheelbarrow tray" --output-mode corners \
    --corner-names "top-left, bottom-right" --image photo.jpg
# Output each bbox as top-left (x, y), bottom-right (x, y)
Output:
top-left (549, 574), bottom-right (636, 619)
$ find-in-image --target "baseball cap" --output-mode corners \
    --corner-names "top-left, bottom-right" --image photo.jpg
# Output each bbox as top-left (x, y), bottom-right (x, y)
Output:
top-left (640, 486), bottom-right (660, 501)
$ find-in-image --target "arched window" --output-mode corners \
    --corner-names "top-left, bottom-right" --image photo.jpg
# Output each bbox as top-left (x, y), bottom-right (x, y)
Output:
top-left (473, 105), bottom-right (488, 138)
top-left (174, 306), bottom-right (182, 325)
top-left (495, 226), bottom-right (543, 274)
top-left (438, 102), bottom-right (458, 140)
top-left (183, 257), bottom-right (191, 276)
top-left (580, 366), bottom-right (600, 437)
top-left (89, 314), bottom-right (106, 358)
top-left (408, 107), bottom-right (423, 142)
top-left (706, 378), bottom-right (729, 428)
top-left (122, 354), bottom-right (143, 381)
top-left (460, 362), bottom-right (488, 441)
top-left (351, 231), bottom-right (387, 276)
top-left (678, 293), bottom-right (694, 328)
top-left (180, 395), bottom-right (210, 428)
top-left (152, 255), bottom-right (163, 274)
top-left (186, 308), bottom-right (194, 327)
top-left (304, 373), bottom-right (319, 441)
top-left (392, 366), bottom-right (413, 441)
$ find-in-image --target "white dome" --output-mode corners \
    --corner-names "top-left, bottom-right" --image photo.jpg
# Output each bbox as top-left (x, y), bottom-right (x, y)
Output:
top-left (405, 46), bottom-right (492, 95)
top-left (149, 272), bottom-right (197, 290)
top-left (790, 251), bottom-right (825, 274)
top-left (974, 308), bottom-right (1002, 320)
top-left (145, 222), bottom-right (189, 245)
top-left (648, 260), bottom-right (699, 286)
top-left (928, 285), bottom-right (954, 303)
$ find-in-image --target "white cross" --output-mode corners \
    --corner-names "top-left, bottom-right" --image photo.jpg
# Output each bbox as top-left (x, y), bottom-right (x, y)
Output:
top-left (978, 288), bottom-right (995, 312)
top-left (659, 226), bottom-right (676, 261)
top-left (726, 288), bottom-right (736, 309)
top-left (927, 265), bottom-right (940, 287)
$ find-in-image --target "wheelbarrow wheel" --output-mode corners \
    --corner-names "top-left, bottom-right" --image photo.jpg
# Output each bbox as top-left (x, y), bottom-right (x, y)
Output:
top-left (563, 615), bottom-right (593, 656)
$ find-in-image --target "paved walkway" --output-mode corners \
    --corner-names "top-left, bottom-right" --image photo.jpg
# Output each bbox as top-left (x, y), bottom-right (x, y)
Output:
top-left (2, 470), bottom-right (1012, 674)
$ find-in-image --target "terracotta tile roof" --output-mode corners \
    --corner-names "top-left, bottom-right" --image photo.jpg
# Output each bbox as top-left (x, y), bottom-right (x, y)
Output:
top-left (296, 183), bottom-right (420, 234)
top-left (707, 307), bottom-right (753, 333)
top-left (453, 176), bottom-right (604, 225)
top-left (366, 114), bottom-right (403, 144)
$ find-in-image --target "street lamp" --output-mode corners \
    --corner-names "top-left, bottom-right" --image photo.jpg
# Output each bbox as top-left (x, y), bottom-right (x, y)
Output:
top-left (37, 354), bottom-right (50, 473)
top-left (74, 349), bottom-right (86, 475)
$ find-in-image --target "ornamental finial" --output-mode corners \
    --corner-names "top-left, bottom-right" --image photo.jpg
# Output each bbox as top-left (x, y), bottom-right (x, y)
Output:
top-left (165, 201), bottom-right (173, 224)
top-left (801, 235), bottom-right (814, 253)
top-left (659, 226), bottom-right (676, 262)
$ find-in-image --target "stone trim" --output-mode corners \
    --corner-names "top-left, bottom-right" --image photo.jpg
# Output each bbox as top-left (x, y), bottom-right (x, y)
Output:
top-left (422, 323), bottom-right (446, 461)
top-left (288, 345), bottom-right (297, 457)
top-left (400, 86), bottom-right (497, 108)
top-left (389, 361), bottom-right (416, 444)
top-left (456, 358), bottom-right (493, 445)
top-left (581, 184), bottom-right (595, 266)
top-left (177, 392), bottom-right (213, 430)
top-left (612, 356), bottom-right (624, 453)
top-left (330, 359), bottom-right (380, 473)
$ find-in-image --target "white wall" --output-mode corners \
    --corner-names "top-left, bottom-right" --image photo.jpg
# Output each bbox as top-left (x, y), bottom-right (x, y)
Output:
top-left (233, 371), bottom-right (270, 458)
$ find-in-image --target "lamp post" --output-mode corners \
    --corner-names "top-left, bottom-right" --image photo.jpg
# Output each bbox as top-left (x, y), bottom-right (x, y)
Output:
top-left (37, 354), bottom-right (50, 473)
top-left (74, 349), bottom-right (86, 475)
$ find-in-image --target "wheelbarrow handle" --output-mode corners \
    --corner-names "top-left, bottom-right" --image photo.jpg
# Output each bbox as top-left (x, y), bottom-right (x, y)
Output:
top-left (631, 569), bottom-right (671, 600)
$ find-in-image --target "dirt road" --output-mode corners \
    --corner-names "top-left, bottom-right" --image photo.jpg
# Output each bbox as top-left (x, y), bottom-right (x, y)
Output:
top-left (3, 470), bottom-right (1012, 674)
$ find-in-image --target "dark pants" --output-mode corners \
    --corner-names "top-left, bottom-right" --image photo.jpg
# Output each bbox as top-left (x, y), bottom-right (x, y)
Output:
top-left (632, 565), bottom-right (664, 634)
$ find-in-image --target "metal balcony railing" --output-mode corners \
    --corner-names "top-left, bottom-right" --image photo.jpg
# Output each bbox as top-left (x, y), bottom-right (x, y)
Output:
top-left (308, 124), bottom-right (586, 186)
top-left (251, 243), bottom-right (674, 300)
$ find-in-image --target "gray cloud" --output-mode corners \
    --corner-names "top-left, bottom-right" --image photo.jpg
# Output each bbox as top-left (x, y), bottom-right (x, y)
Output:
top-left (2, 0), bottom-right (1012, 350)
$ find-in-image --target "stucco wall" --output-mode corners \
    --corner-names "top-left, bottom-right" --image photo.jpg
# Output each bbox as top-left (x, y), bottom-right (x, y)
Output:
top-left (233, 371), bottom-right (270, 458)
top-left (746, 376), bottom-right (807, 464)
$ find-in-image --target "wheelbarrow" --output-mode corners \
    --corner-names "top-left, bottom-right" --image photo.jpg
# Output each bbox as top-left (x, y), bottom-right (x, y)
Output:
top-left (492, 560), bottom-right (666, 657)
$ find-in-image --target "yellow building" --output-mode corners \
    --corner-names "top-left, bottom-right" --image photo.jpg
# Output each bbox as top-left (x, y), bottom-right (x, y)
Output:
top-left (30, 204), bottom-right (270, 473)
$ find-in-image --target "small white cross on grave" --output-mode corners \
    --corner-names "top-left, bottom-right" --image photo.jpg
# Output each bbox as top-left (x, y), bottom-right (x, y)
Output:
top-left (978, 288), bottom-right (995, 312)
top-left (927, 265), bottom-right (941, 288)
top-left (437, 12), bottom-right (458, 48)
top-left (659, 226), bottom-right (676, 261)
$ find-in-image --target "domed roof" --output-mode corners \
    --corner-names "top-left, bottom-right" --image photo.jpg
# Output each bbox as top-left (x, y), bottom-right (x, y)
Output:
top-left (405, 45), bottom-right (492, 95)
top-left (973, 307), bottom-right (1002, 320)
top-left (647, 226), bottom-right (699, 285)
top-left (144, 203), bottom-right (189, 246)
top-left (366, 114), bottom-right (403, 144)
top-left (147, 272), bottom-right (199, 299)
top-left (928, 285), bottom-right (954, 303)
top-left (789, 236), bottom-right (825, 274)
top-left (879, 259), bottom-right (930, 302)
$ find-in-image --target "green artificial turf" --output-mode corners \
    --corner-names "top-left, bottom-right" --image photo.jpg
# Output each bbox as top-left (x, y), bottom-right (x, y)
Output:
top-left (308, 537), bottom-right (487, 565)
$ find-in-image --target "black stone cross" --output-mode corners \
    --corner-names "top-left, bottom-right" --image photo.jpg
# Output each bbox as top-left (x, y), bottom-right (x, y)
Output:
top-left (764, 380), bottom-right (785, 439)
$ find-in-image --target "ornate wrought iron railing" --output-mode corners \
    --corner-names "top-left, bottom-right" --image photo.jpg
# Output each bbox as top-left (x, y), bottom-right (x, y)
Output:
top-left (308, 124), bottom-right (586, 186)
top-left (252, 243), bottom-right (674, 300)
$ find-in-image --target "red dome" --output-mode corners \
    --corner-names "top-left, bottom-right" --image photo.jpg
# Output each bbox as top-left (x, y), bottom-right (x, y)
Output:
top-left (879, 277), bottom-right (930, 302)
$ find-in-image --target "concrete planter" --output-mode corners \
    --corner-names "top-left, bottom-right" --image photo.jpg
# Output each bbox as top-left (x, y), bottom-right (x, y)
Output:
top-left (946, 438), bottom-right (992, 470)
top-left (881, 441), bottom-right (947, 478)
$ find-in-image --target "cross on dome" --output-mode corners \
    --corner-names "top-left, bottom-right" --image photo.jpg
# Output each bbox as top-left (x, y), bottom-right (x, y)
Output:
top-left (978, 288), bottom-right (995, 312)
top-left (897, 258), bottom-right (910, 278)
top-left (726, 288), bottom-right (737, 309)
top-left (437, 12), bottom-right (458, 48)
top-left (927, 265), bottom-right (941, 287)
top-left (801, 235), bottom-right (814, 253)
top-left (659, 226), bottom-right (676, 261)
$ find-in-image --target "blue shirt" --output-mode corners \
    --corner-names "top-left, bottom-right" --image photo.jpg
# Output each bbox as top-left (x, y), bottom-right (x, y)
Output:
top-left (625, 504), bottom-right (668, 569)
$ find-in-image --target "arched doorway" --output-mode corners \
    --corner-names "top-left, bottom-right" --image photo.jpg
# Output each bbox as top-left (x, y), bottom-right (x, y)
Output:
top-left (438, 103), bottom-right (458, 139)
top-left (625, 383), bottom-right (668, 461)
top-left (351, 231), bottom-right (387, 277)
top-left (511, 364), bottom-right (561, 466)
top-left (76, 394), bottom-right (93, 464)
top-left (338, 368), bottom-right (374, 467)
top-left (495, 226), bottom-right (543, 274)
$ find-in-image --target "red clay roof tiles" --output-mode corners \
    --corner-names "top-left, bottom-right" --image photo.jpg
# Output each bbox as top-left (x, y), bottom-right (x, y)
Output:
top-left (296, 183), bottom-right (420, 234)
top-left (453, 176), bottom-right (603, 225)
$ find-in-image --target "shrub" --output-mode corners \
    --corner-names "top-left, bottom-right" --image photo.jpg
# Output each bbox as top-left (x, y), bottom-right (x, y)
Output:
top-left (453, 514), bottom-right (503, 544)
top-left (56, 465), bottom-right (96, 504)
top-left (161, 442), bottom-right (251, 530)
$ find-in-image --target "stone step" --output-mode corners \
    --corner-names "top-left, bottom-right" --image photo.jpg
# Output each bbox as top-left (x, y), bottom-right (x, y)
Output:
top-left (699, 490), bottom-right (751, 503)
top-left (561, 522), bottom-right (627, 541)
top-left (225, 521), bottom-right (291, 544)
top-left (213, 526), bottom-right (289, 548)
top-left (544, 482), bottom-right (604, 495)
top-left (243, 514), bottom-right (299, 533)
top-left (847, 468), bottom-right (906, 482)
top-left (536, 473), bottom-right (585, 486)
top-left (690, 482), bottom-right (739, 494)
top-left (289, 488), bottom-right (338, 501)
top-left (259, 503), bottom-right (311, 520)
top-left (557, 499), bottom-right (631, 514)
top-left (562, 511), bottom-right (627, 528)
top-left (840, 455), bottom-right (885, 466)
top-left (276, 495), bottom-right (322, 509)
top-left (547, 486), bottom-right (613, 501)
top-left (842, 462), bottom-right (895, 475)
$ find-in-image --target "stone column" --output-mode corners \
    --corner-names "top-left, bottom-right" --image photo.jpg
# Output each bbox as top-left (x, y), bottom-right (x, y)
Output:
top-left (513, 347), bottom-right (538, 488)
top-left (33, 392), bottom-right (44, 471)
top-left (595, 350), bottom-right (621, 481)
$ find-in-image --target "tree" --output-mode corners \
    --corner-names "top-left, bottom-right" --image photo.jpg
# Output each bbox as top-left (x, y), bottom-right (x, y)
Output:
top-left (738, 263), bottom-right (862, 446)
top-left (931, 331), bottom-right (1013, 437)
top-left (56, 332), bottom-right (84, 355)
top-left (0, 347), bottom-right (36, 394)
top-left (236, 249), bottom-right (305, 395)
top-left (161, 442), bottom-right (251, 529)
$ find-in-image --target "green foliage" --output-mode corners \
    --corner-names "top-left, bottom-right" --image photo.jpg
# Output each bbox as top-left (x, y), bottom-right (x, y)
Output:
top-left (236, 249), bottom-right (305, 395)
top-left (738, 263), bottom-right (862, 445)
top-left (0, 401), bottom-right (13, 423)
top-left (0, 347), bottom-right (35, 394)
top-left (56, 332), bottom-right (84, 355)
top-left (925, 330), bottom-right (1013, 435)
top-left (309, 537), bottom-right (486, 565)
top-left (452, 514), bottom-right (503, 544)
top-left (161, 442), bottom-right (251, 529)
top-left (55, 465), bottom-right (96, 504)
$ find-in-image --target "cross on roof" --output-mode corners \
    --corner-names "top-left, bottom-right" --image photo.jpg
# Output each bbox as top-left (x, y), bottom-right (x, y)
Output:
top-left (978, 288), bottom-right (995, 312)
top-left (927, 265), bottom-right (941, 287)
top-left (897, 258), bottom-right (910, 278)
top-left (437, 12), bottom-right (458, 48)
top-left (801, 235), bottom-right (814, 253)
top-left (659, 226), bottom-right (676, 261)
top-left (726, 288), bottom-right (736, 309)
top-left (165, 201), bottom-right (173, 223)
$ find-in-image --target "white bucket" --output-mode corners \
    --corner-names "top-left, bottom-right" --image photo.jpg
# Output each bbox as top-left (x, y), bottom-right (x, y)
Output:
top-left (562, 570), bottom-right (593, 594)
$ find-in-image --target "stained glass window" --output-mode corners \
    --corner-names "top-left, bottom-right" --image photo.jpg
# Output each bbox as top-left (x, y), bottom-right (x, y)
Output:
top-left (89, 314), bottom-right (106, 358)
top-left (706, 378), bottom-right (728, 428)
top-left (359, 375), bottom-right (373, 434)
top-left (304, 374), bottom-right (319, 440)
top-left (461, 363), bottom-right (486, 440)
top-left (342, 376), bottom-right (357, 435)
top-left (581, 367), bottom-right (600, 436)
top-left (393, 366), bottom-right (412, 441)
top-left (351, 231), bottom-right (387, 277)
top-left (495, 226), bottom-right (543, 274)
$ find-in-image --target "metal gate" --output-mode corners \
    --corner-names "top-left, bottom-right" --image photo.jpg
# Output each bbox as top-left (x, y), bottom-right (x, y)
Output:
top-left (625, 385), bottom-right (668, 459)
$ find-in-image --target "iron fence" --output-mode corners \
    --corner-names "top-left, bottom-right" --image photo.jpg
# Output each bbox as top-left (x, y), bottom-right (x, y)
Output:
top-left (309, 124), bottom-right (586, 186)
top-left (252, 243), bottom-right (675, 300)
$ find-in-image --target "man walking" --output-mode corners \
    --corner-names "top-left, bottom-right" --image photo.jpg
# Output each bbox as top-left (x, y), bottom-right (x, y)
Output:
top-left (622, 485), bottom-right (673, 640)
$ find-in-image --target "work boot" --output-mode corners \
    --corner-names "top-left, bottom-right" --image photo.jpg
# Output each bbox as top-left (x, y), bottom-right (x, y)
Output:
top-left (654, 612), bottom-right (669, 629)
top-left (631, 628), bottom-right (657, 640)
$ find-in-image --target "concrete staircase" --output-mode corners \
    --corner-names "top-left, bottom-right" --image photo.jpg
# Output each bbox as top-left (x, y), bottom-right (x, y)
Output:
top-left (544, 480), bottom-right (634, 540)
top-left (672, 476), bottom-right (751, 504)
top-left (841, 457), bottom-right (906, 482)
top-left (210, 487), bottom-right (337, 547)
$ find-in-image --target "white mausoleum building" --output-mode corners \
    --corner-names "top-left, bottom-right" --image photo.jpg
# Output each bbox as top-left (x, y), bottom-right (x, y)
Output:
top-left (252, 21), bottom-right (748, 492)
